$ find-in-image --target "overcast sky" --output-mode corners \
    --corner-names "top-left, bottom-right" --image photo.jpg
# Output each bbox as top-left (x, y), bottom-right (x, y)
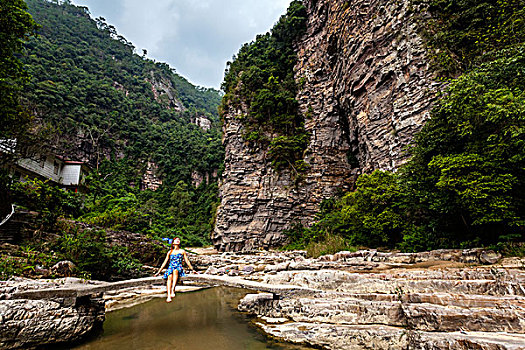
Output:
top-left (70, 0), bottom-right (292, 89)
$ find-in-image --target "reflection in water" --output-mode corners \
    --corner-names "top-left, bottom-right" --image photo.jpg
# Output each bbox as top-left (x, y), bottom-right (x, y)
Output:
top-left (76, 287), bottom-right (313, 350)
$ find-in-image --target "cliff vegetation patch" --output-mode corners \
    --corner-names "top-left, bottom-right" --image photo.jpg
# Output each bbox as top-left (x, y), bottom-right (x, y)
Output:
top-left (221, 1), bottom-right (309, 174)
top-left (415, 0), bottom-right (525, 76)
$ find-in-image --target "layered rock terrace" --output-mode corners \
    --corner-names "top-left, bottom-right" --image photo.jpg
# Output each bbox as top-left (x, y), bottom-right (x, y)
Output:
top-left (2, 249), bottom-right (524, 349)
top-left (228, 250), bottom-right (525, 349)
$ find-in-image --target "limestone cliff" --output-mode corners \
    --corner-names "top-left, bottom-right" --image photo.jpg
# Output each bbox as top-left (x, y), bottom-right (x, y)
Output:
top-left (213, 0), bottom-right (443, 251)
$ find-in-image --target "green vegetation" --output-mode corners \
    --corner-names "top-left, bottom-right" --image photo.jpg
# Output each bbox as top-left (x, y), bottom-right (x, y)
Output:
top-left (221, 1), bottom-right (309, 174)
top-left (1, 0), bottom-right (224, 279)
top-left (286, 0), bottom-right (525, 253)
top-left (0, 0), bottom-right (38, 140)
top-left (10, 178), bottom-right (82, 230)
top-left (400, 47), bottom-right (525, 250)
top-left (0, 224), bottom-right (147, 281)
top-left (305, 234), bottom-right (356, 259)
top-left (0, 0), bottom-right (39, 217)
top-left (53, 223), bottom-right (144, 280)
top-left (284, 171), bottom-right (414, 254)
top-left (81, 176), bottom-right (220, 247)
top-left (10, 0), bottom-right (225, 246)
top-left (1, 179), bottom-right (163, 280)
top-left (416, 0), bottom-right (525, 75)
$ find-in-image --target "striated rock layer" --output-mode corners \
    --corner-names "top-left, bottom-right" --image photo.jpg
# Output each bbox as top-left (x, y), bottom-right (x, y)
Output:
top-left (231, 251), bottom-right (525, 350)
top-left (213, 0), bottom-right (443, 251)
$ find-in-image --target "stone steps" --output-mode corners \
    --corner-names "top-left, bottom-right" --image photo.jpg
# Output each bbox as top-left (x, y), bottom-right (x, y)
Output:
top-left (0, 211), bottom-right (38, 244)
top-left (0, 220), bottom-right (20, 243)
top-left (263, 270), bottom-right (525, 296)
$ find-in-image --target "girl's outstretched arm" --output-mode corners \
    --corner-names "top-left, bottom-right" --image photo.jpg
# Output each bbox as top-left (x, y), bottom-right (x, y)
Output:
top-left (155, 252), bottom-right (170, 276)
top-left (183, 251), bottom-right (194, 272)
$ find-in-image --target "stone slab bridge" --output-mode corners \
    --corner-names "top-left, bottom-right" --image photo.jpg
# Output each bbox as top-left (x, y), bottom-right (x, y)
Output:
top-left (7, 274), bottom-right (312, 301)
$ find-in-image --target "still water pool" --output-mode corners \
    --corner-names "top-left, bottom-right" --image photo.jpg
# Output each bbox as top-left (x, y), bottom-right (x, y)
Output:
top-left (75, 287), bottom-right (313, 350)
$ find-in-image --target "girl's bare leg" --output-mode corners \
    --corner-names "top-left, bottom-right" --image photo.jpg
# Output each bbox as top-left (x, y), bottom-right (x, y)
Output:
top-left (166, 274), bottom-right (173, 302)
top-left (171, 270), bottom-right (179, 296)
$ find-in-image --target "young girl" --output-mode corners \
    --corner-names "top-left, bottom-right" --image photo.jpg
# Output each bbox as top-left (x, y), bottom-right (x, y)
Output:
top-left (154, 237), bottom-right (194, 302)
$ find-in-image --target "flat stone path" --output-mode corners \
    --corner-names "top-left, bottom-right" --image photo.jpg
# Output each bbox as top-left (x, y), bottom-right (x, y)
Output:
top-left (7, 274), bottom-right (314, 300)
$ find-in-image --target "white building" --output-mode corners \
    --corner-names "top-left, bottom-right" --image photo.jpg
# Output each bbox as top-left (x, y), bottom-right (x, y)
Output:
top-left (1, 139), bottom-right (90, 192)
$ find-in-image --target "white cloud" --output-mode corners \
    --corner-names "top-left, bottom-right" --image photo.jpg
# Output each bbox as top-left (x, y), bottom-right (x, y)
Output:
top-left (71, 0), bottom-right (292, 88)
top-left (118, 0), bottom-right (179, 53)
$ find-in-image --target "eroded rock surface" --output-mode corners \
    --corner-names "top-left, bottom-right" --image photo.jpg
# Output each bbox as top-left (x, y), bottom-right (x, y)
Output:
top-left (2, 249), bottom-right (523, 350)
top-left (0, 283), bottom-right (105, 349)
top-left (0, 276), bottom-right (205, 349)
top-left (191, 248), bottom-right (504, 274)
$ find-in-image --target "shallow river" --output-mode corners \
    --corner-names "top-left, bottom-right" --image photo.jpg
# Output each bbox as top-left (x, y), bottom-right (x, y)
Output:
top-left (75, 287), bottom-right (313, 350)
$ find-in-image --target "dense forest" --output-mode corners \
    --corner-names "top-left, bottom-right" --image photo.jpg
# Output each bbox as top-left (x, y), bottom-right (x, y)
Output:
top-left (285, 0), bottom-right (525, 256)
top-left (1, 0), bottom-right (224, 279)
top-left (19, 0), bottom-right (225, 246)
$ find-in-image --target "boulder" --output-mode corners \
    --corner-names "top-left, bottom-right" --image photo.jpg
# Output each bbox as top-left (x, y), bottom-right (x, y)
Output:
top-left (50, 260), bottom-right (75, 277)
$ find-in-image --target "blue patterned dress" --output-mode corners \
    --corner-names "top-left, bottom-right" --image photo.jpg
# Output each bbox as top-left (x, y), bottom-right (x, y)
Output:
top-left (163, 252), bottom-right (185, 279)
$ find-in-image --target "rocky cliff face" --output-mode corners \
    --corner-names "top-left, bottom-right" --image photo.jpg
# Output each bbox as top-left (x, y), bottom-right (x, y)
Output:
top-left (213, 0), bottom-right (443, 251)
top-left (146, 71), bottom-right (185, 112)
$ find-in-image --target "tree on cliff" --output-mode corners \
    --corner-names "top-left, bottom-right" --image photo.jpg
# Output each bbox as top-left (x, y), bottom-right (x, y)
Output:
top-left (401, 47), bottom-right (525, 249)
top-left (221, 0), bottom-right (309, 174)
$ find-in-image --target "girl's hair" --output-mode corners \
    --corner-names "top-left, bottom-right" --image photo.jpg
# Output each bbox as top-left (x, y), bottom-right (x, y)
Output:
top-left (170, 237), bottom-right (181, 251)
